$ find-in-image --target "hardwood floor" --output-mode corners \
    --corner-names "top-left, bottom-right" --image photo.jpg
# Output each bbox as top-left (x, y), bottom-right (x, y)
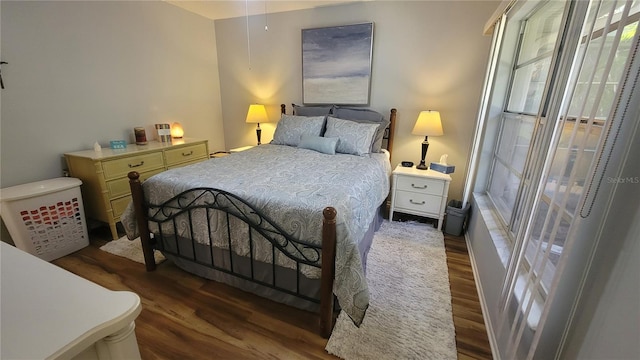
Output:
top-left (444, 232), bottom-right (493, 360)
top-left (52, 224), bottom-right (492, 359)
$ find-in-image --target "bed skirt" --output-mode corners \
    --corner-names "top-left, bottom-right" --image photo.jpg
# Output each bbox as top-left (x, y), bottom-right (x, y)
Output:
top-left (163, 205), bottom-right (384, 312)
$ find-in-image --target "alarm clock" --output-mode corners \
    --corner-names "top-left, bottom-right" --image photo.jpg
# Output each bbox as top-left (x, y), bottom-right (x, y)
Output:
top-left (401, 161), bottom-right (414, 167)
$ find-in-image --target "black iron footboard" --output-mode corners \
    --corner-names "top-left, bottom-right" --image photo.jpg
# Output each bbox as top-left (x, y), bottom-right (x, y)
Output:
top-left (127, 171), bottom-right (337, 337)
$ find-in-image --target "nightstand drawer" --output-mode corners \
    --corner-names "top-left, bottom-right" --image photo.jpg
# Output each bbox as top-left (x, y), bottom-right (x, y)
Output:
top-left (106, 168), bottom-right (164, 199)
top-left (394, 190), bottom-right (442, 214)
top-left (102, 153), bottom-right (164, 180)
top-left (396, 176), bottom-right (444, 196)
top-left (165, 143), bottom-right (208, 166)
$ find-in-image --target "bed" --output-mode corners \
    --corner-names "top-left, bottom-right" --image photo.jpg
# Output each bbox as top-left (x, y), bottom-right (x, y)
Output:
top-left (121, 104), bottom-right (397, 337)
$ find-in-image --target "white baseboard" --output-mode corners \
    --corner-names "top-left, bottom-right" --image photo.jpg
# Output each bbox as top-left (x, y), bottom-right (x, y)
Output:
top-left (464, 231), bottom-right (500, 360)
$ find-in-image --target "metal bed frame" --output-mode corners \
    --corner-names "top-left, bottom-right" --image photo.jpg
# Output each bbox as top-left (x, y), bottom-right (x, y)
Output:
top-left (127, 105), bottom-right (396, 338)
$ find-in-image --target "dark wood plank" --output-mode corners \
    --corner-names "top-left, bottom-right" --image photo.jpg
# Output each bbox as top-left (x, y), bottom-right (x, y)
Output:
top-left (444, 232), bottom-right (493, 360)
top-left (50, 224), bottom-right (492, 359)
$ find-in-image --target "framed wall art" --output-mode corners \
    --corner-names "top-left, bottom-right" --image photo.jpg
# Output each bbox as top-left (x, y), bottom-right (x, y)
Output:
top-left (302, 22), bottom-right (374, 105)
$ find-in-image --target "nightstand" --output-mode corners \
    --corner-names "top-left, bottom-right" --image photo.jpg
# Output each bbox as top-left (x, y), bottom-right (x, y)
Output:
top-left (230, 145), bottom-right (255, 153)
top-left (389, 165), bottom-right (451, 230)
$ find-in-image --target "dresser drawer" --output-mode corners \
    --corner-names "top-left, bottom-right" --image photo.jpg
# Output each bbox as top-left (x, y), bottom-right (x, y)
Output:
top-left (165, 143), bottom-right (208, 166)
top-left (396, 175), bottom-right (444, 196)
top-left (106, 168), bottom-right (164, 199)
top-left (111, 196), bottom-right (132, 219)
top-left (102, 153), bottom-right (164, 180)
top-left (394, 190), bottom-right (442, 215)
top-left (167, 158), bottom-right (206, 170)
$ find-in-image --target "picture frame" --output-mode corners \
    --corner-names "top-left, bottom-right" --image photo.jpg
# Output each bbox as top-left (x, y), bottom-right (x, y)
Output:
top-left (302, 22), bottom-right (374, 105)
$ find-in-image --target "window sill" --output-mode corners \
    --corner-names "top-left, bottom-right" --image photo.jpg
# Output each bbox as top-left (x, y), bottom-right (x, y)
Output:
top-left (513, 273), bottom-right (543, 330)
top-left (472, 192), bottom-right (543, 330)
top-left (472, 192), bottom-right (512, 267)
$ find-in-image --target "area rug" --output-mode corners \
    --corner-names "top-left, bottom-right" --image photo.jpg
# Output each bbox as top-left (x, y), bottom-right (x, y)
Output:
top-left (99, 236), bottom-right (165, 264)
top-left (325, 220), bottom-right (457, 360)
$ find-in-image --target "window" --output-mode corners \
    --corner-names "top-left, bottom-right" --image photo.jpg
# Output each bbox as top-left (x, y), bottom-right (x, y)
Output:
top-left (507, 2), bottom-right (565, 114)
top-left (524, 1), bottom-right (639, 294)
top-left (487, 0), bottom-right (639, 289)
top-left (467, 0), bottom-right (640, 358)
top-left (486, 1), bottom-right (565, 231)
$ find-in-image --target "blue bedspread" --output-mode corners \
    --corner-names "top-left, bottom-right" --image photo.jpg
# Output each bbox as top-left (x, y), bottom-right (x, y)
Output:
top-left (121, 144), bottom-right (390, 325)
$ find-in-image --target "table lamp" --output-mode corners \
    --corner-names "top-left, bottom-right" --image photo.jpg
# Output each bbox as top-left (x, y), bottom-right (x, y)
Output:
top-left (170, 122), bottom-right (184, 139)
top-left (412, 110), bottom-right (443, 170)
top-left (246, 104), bottom-right (269, 145)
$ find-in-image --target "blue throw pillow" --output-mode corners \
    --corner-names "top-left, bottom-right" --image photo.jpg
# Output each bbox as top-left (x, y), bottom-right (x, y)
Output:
top-left (298, 135), bottom-right (339, 155)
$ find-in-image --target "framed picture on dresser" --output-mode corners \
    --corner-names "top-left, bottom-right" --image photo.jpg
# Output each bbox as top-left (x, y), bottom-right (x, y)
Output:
top-left (301, 22), bottom-right (374, 105)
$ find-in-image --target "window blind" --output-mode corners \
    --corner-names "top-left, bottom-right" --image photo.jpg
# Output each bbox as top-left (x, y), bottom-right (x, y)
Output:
top-left (496, 0), bottom-right (640, 358)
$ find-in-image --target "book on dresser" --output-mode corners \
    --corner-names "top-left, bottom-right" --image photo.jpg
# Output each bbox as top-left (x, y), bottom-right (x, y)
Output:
top-left (64, 138), bottom-right (209, 240)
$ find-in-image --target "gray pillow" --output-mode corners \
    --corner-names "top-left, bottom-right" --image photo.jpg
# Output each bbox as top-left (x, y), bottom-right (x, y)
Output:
top-left (324, 117), bottom-right (378, 157)
top-left (332, 107), bottom-right (390, 152)
top-left (333, 106), bottom-right (384, 122)
top-left (293, 104), bottom-right (334, 116)
top-left (271, 115), bottom-right (325, 147)
top-left (298, 135), bottom-right (339, 155)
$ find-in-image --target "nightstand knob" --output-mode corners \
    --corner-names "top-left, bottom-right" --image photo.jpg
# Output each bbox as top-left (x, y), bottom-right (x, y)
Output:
top-left (409, 199), bottom-right (426, 205)
top-left (411, 184), bottom-right (427, 189)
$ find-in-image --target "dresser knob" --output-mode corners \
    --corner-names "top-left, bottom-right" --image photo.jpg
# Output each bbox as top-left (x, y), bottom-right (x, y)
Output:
top-left (410, 199), bottom-right (425, 205)
top-left (411, 184), bottom-right (427, 189)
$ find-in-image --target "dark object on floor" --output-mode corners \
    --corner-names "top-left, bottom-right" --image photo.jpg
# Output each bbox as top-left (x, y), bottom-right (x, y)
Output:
top-left (444, 200), bottom-right (470, 236)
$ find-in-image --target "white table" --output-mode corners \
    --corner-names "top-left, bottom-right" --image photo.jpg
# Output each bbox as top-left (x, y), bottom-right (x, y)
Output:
top-left (1, 242), bottom-right (142, 359)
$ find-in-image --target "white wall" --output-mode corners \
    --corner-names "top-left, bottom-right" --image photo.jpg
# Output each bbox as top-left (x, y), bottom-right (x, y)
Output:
top-left (214, 1), bottom-right (499, 200)
top-left (0, 1), bottom-right (224, 188)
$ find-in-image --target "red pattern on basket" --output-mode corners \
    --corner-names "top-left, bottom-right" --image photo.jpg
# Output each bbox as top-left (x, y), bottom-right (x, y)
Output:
top-left (19, 197), bottom-right (86, 255)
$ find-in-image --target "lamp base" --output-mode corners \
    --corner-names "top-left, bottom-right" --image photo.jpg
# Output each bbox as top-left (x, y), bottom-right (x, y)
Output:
top-left (256, 125), bottom-right (262, 146)
top-left (417, 137), bottom-right (430, 170)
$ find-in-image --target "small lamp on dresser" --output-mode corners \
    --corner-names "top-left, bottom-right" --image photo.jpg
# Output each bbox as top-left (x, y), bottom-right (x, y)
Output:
top-left (412, 110), bottom-right (443, 170)
top-left (246, 104), bottom-right (269, 145)
top-left (171, 122), bottom-right (184, 139)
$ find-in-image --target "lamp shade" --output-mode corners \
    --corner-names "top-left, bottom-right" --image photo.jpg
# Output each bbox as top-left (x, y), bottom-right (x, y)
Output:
top-left (412, 110), bottom-right (443, 136)
top-left (246, 104), bottom-right (268, 124)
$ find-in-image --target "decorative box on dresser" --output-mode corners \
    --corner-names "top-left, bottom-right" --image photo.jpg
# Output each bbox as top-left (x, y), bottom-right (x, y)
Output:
top-left (64, 138), bottom-right (209, 240)
top-left (389, 164), bottom-right (452, 230)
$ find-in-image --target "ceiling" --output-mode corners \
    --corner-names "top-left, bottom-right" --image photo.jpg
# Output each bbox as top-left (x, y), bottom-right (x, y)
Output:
top-left (165, 1), bottom-right (367, 21)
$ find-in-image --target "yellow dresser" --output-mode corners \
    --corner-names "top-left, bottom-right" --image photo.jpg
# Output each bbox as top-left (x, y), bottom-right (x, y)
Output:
top-left (64, 138), bottom-right (209, 239)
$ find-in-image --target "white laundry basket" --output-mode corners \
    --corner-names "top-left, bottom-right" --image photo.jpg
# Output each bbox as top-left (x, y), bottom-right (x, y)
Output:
top-left (0, 177), bottom-right (89, 261)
